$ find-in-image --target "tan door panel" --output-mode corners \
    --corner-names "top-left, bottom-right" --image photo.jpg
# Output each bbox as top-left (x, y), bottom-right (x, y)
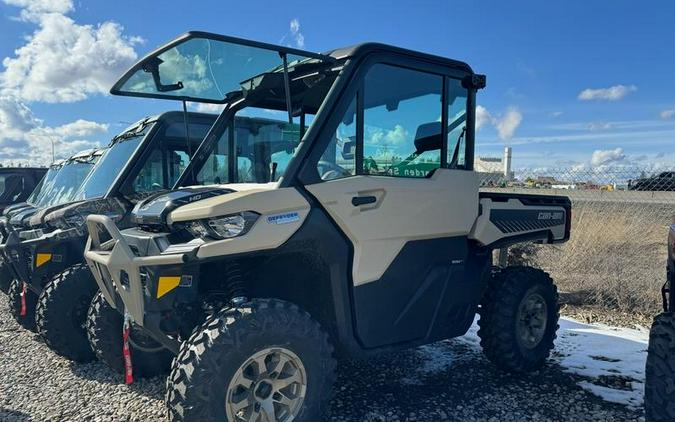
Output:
top-left (306, 169), bottom-right (479, 285)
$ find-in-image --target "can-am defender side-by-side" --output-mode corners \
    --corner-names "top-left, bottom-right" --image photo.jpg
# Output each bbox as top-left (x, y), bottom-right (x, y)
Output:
top-left (0, 152), bottom-right (102, 295)
top-left (4, 112), bottom-right (217, 367)
top-left (0, 167), bottom-right (47, 214)
top-left (0, 164), bottom-right (56, 293)
top-left (645, 225), bottom-right (675, 422)
top-left (85, 32), bottom-right (571, 421)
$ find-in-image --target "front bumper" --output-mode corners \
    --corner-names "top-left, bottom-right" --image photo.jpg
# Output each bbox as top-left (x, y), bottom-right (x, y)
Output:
top-left (2, 226), bottom-right (84, 292)
top-left (84, 215), bottom-right (200, 351)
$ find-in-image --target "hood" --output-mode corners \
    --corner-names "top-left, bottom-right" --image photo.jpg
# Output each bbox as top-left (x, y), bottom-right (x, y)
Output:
top-left (4, 202), bottom-right (36, 219)
top-left (27, 201), bottom-right (84, 228)
top-left (44, 197), bottom-right (127, 229)
top-left (3, 202), bottom-right (32, 216)
top-left (9, 206), bottom-right (39, 227)
top-left (132, 186), bottom-right (234, 226)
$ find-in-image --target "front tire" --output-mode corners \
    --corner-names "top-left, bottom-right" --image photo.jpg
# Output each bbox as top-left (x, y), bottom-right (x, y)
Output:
top-left (165, 298), bottom-right (336, 421)
top-left (478, 266), bottom-right (559, 372)
top-left (35, 263), bottom-right (97, 362)
top-left (86, 292), bottom-right (173, 378)
top-left (8, 278), bottom-right (38, 331)
top-left (645, 312), bottom-right (675, 422)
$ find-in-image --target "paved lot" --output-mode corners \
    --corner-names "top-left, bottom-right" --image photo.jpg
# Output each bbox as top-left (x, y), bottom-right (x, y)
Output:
top-left (0, 294), bottom-right (645, 421)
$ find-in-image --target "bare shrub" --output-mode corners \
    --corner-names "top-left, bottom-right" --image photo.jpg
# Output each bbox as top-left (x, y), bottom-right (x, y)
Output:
top-left (518, 201), bottom-right (673, 314)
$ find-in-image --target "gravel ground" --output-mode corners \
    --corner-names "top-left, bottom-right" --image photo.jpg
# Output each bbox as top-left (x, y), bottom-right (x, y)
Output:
top-left (0, 294), bottom-right (645, 421)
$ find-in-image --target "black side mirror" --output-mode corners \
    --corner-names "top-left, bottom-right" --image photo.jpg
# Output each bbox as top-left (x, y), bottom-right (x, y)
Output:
top-left (341, 138), bottom-right (356, 160)
top-left (414, 122), bottom-right (442, 154)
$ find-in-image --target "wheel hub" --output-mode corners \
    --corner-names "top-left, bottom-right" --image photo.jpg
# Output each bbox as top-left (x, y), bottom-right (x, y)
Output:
top-left (226, 347), bottom-right (307, 422)
top-left (516, 292), bottom-right (548, 349)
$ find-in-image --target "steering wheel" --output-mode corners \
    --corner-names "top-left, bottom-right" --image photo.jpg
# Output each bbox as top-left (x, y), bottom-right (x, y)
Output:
top-left (318, 161), bottom-right (351, 181)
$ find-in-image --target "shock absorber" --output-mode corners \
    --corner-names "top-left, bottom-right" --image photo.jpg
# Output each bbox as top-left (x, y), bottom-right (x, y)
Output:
top-left (225, 260), bottom-right (247, 306)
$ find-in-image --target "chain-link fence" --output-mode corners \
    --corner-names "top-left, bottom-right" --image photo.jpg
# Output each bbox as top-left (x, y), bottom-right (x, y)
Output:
top-left (479, 167), bottom-right (675, 315)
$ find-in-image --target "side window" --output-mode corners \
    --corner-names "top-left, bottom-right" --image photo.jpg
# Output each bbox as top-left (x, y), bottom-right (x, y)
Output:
top-left (316, 96), bottom-right (357, 181)
top-left (446, 78), bottom-right (469, 169)
top-left (132, 149), bottom-right (165, 193)
top-left (130, 141), bottom-right (193, 194)
top-left (363, 64), bottom-right (443, 178)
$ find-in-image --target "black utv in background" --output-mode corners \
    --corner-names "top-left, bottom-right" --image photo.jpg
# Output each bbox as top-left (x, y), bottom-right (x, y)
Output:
top-left (0, 155), bottom-right (100, 294)
top-left (629, 171), bottom-right (675, 191)
top-left (4, 111), bottom-right (215, 368)
top-left (0, 167), bottom-right (47, 214)
top-left (645, 224), bottom-right (675, 422)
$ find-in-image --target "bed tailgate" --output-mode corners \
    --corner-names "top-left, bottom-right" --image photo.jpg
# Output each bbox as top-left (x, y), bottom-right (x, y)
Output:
top-left (470, 192), bottom-right (571, 248)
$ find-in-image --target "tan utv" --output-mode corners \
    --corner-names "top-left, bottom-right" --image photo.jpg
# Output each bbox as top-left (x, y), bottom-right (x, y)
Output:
top-left (84, 32), bottom-right (572, 421)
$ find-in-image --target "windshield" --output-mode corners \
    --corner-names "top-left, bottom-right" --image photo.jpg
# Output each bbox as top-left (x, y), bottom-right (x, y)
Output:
top-left (196, 116), bottom-right (303, 185)
top-left (35, 154), bottom-right (100, 207)
top-left (71, 122), bottom-right (154, 200)
top-left (26, 165), bottom-right (60, 205)
top-left (112, 33), bottom-right (329, 103)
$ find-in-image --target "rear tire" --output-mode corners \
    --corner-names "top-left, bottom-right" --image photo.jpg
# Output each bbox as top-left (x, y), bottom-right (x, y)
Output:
top-left (165, 298), bottom-right (336, 421)
top-left (478, 266), bottom-right (559, 372)
top-left (8, 278), bottom-right (38, 331)
top-left (645, 312), bottom-right (675, 422)
top-left (35, 263), bottom-right (97, 362)
top-left (86, 292), bottom-right (173, 377)
top-left (0, 263), bottom-right (12, 294)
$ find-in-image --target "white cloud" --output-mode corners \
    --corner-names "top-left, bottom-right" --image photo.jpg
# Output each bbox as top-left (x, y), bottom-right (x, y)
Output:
top-left (3, 0), bottom-right (73, 21)
top-left (191, 102), bottom-right (225, 114)
top-left (368, 124), bottom-right (409, 146)
top-left (577, 84), bottom-right (637, 101)
top-left (0, 96), bottom-right (107, 165)
top-left (289, 18), bottom-right (305, 48)
top-left (587, 122), bottom-right (613, 132)
top-left (549, 111), bottom-right (564, 118)
top-left (590, 148), bottom-right (626, 167)
top-left (494, 107), bottom-right (522, 140)
top-left (0, 3), bottom-right (142, 103)
top-left (475, 105), bottom-right (522, 140)
top-left (475, 105), bottom-right (491, 130)
top-left (660, 109), bottom-right (675, 120)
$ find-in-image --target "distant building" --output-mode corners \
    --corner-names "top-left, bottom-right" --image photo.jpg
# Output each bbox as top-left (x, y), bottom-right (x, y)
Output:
top-left (475, 147), bottom-right (514, 186)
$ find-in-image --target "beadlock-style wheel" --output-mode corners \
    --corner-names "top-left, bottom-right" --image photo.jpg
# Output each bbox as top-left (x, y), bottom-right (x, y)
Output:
top-left (226, 347), bottom-right (307, 422)
top-left (516, 292), bottom-right (548, 350)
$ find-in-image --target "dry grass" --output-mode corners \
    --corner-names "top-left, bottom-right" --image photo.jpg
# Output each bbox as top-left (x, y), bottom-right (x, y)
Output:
top-left (510, 200), bottom-right (674, 315)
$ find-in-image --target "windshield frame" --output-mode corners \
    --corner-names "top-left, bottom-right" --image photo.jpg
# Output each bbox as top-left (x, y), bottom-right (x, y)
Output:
top-left (71, 118), bottom-right (157, 201)
top-left (110, 31), bottom-right (334, 104)
top-left (35, 152), bottom-right (101, 208)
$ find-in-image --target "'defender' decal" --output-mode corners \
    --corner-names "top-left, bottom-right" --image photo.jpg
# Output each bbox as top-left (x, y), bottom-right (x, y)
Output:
top-left (267, 212), bottom-right (300, 225)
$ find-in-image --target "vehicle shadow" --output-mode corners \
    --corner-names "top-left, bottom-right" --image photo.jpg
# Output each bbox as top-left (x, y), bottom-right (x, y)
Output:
top-left (0, 408), bottom-right (31, 422)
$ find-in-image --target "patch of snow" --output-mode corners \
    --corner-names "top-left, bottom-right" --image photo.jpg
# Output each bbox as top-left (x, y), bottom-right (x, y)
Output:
top-left (554, 317), bottom-right (648, 409)
top-left (404, 315), bottom-right (648, 410)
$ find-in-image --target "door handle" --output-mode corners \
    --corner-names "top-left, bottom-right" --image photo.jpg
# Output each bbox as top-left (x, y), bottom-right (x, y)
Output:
top-left (351, 195), bottom-right (377, 206)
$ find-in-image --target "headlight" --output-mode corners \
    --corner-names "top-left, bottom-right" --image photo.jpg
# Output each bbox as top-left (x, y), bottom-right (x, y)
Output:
top-left (184, 211), bottom-right (258, 240)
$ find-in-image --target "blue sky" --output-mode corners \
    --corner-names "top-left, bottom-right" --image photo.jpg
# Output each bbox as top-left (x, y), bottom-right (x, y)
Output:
top-left (0, 0), bottom-right (674, 170)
